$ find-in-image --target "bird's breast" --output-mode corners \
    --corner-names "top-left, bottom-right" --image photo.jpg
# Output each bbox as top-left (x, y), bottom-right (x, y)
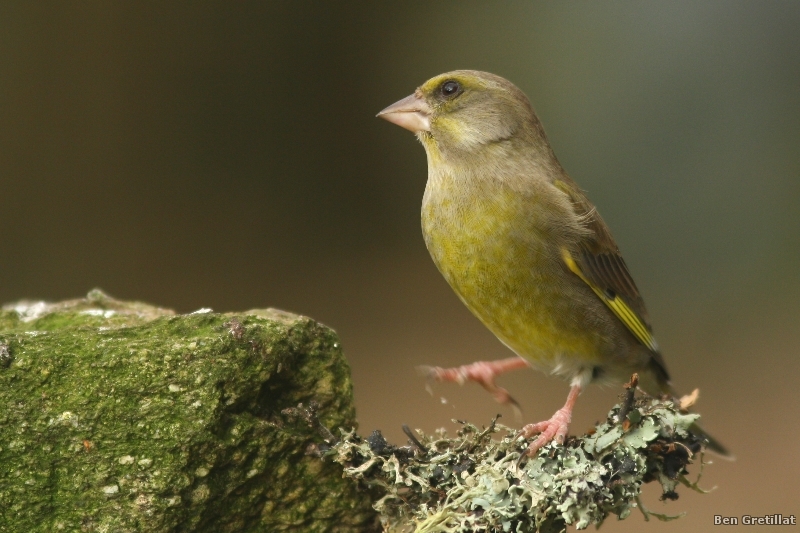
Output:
top-left (421, 174), bottom-right (603, 372)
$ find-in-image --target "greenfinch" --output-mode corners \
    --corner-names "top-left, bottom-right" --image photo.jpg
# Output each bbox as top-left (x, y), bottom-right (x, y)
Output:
top-left (378, 70), bottom-right (729, 457)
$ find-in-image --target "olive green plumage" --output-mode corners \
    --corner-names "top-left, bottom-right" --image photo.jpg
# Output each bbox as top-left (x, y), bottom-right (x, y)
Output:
top-left (379, 70), bottom-right (728, 457)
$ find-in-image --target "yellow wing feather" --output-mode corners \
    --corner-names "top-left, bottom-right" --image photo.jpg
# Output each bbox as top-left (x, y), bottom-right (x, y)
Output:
top-left (561, 248), bottom-right (659, 352)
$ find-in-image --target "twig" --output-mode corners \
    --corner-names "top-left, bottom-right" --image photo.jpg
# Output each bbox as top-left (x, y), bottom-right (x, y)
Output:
top-left (402, 424), bottom-right (428, 453)
top-left (282, 401), bottom-right (338, 444)
top-left (617, 373), bottom-right (639, 427)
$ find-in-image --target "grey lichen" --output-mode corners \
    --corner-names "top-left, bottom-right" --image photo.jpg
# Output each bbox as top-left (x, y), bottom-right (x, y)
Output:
top-left (328, 392), bottom-right (710, 533)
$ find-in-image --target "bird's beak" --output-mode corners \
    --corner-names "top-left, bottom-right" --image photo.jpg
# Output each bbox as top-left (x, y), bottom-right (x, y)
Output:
top-left (377, 92), bottom-right (432, 133)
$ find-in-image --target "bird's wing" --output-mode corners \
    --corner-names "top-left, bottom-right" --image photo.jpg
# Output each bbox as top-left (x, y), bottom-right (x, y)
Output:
top-left (554, 178), bottom-right (659, 354)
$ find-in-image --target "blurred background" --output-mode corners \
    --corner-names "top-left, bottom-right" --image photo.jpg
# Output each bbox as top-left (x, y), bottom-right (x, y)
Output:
top-left (2, 2), bottom-right (799, 530)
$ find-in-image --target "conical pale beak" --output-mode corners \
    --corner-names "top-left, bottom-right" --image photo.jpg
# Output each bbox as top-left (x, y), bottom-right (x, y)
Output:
top-left (377, 93), bottom-right (432, 133)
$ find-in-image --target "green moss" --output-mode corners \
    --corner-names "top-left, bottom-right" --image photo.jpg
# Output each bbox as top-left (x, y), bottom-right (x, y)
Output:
top-left (0, 290), bottom-right (378, 532)
top-left (329, 395), bottom-right (710, 532)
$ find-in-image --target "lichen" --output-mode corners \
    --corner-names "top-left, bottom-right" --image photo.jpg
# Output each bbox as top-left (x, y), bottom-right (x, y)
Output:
top-left (328, 393), bottom-right (710, 533)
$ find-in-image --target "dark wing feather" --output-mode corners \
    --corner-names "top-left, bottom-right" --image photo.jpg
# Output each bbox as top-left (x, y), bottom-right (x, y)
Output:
top-left (554, 178), bottom-right (666, 371)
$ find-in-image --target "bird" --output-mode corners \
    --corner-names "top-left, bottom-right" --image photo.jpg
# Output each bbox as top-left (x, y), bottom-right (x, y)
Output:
top-left (377, 70), bottom-right (729, 457)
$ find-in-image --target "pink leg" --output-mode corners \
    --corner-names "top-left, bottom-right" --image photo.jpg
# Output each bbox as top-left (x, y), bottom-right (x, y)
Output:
top-left (419, 356), bottom-right (529, 406)
top-left (518, 384), bottom-right (581, 456)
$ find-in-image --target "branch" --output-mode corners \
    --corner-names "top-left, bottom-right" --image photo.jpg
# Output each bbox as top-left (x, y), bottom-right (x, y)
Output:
top-left (326, 388), bottom-right (711, 533)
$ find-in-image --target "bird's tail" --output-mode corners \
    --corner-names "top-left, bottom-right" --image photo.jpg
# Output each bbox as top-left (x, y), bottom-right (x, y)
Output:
top-left (641, 361), bottom-right (734, 460)
top-left (689, 421), bottom-right (734, 460)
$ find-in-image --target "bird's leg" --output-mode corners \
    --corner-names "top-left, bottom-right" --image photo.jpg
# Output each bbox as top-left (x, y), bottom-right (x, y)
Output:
top-left (518, 384), bottom-right (581, 456)
top-left (419, 356), bottom-right (529, 407)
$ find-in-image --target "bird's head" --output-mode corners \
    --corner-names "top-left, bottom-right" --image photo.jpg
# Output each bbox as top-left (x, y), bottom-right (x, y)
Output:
top-left (378, 70), bottom-right (550, 163)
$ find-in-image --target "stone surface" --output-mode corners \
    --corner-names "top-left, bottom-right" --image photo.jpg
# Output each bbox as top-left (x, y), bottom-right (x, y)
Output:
top-left (0, 289), bottom-right (378, 532)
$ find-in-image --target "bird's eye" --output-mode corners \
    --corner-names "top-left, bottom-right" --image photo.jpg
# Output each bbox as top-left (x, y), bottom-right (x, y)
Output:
top-left (440, 80), bottom-right (461, 98)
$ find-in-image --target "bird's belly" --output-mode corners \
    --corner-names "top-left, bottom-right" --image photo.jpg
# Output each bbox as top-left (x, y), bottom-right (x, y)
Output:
top-left (422, 188), bottom-right (604, 376)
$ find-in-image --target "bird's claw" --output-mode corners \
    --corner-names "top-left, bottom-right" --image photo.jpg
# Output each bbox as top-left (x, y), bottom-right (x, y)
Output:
top-left (417, 361), bottom-right (520, 409)
top-left (517, 406), bottom-right (572, 457)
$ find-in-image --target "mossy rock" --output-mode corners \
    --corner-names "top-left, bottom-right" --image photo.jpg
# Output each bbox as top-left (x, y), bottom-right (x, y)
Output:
top-left (0, 290), bottom-right (378, 532)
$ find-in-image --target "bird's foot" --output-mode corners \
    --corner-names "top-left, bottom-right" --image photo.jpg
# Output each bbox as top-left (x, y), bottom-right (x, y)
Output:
top-left (418, 357), bottom-right (528, 407)
top-left (517, 383), bottom-right (581, 457)
top-left (517, 407), bottom-right (572, 456)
